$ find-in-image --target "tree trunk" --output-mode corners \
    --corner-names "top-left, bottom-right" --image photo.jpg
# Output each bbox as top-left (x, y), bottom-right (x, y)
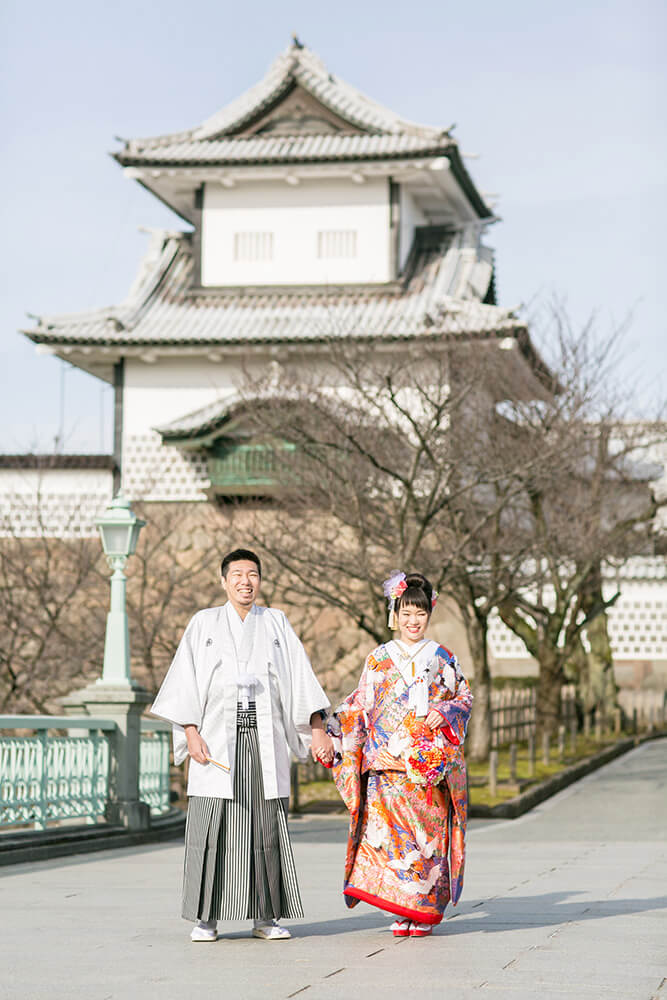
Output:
top-left (580, 611), bottom-right (617, 722)
top-left (464, 612), bottom-right (492, 762)
top-left (536, 643), bottom-right (565, 741)
top-left (576, 567), bottom-right (617, 724)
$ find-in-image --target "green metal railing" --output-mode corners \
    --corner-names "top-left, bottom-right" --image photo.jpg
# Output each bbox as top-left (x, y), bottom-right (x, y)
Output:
top-left (139, 720), bottom-right (171, 815)
top-left (0, 716), bottom-right (172, 829)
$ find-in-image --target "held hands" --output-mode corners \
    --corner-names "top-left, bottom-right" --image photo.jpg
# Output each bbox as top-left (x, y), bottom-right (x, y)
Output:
top-left (184, 724), bottom-right (210, 764)
top-left (310, 726), bottom-right (334, 767)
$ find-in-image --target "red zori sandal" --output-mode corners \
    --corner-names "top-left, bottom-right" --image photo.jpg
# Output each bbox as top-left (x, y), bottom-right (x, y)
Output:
top-left (390, 919), bottom-right (411, 937)
top-left (409, 922), bottom-right (433, 937)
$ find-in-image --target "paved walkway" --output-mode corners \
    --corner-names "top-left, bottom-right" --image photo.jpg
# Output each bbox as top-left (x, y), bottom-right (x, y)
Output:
top-left (3, 740), bottom-right (666, 1000)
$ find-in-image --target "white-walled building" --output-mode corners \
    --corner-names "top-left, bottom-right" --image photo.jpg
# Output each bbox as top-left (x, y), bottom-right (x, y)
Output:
top-left (22, 40), bottom-right (529, 506)
top-left (0, 455), bottom-right (114, 538)
top-left (10, 39), bottom-right (667, 687)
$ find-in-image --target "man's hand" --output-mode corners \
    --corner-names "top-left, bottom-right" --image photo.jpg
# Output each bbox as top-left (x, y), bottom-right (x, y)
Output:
top-left (184, 724), bottom-right (210, 764)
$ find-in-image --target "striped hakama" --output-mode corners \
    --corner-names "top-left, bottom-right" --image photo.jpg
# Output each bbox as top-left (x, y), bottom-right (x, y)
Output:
top-left (182, 703), bottom-right (303, 922)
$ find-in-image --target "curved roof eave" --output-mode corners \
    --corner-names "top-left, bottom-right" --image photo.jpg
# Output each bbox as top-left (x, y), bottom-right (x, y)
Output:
top-left (115, 41), bottom-right (449, 155)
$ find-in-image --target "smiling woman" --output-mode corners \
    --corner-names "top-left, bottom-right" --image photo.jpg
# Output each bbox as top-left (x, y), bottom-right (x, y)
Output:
top-left (328, 571), bottom-right (472, 937)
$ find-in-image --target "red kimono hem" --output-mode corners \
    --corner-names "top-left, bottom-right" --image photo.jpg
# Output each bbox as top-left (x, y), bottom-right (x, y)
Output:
top-left (344, 887), bottom-right (442, 925)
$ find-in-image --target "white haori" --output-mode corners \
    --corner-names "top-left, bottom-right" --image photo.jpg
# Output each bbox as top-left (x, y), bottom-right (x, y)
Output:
top-left (150, 603), bottom-right (329, 800)
top-left (386, 639), bottom-right (440, 718)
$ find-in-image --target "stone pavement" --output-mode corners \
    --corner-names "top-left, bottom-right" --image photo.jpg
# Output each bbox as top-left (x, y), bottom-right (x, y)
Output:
top-left (3, 740), bottom-right (666, 1000)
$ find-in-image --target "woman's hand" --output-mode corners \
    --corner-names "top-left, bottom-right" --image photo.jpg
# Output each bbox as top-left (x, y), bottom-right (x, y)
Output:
top-left (184, 724), bottom-right (210, 764)
top-left (424, 709), bottom-right (444, 732)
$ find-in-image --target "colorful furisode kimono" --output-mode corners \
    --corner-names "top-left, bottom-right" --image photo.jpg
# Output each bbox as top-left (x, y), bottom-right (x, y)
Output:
top-left (329, 639), bottom-right (472, 925)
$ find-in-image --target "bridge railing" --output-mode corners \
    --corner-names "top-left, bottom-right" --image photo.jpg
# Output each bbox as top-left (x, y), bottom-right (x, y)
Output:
top-left (0, 716), bottom-right (172, 830)
top-left (138, 719), bottom-right (172, 816)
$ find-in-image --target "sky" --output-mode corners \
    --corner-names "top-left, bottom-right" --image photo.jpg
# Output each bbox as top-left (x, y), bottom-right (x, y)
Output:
top-left (1, 0), bottom-right (665, 453)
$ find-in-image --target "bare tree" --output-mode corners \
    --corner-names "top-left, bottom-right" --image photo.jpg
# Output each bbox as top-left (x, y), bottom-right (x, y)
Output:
top-left (121, 502), bottom-right (225, 692)
top-left (0, 494), bottom-right (105, 712)
top-left (228, 310), bottom-right (664, 755)
top-left (0, 484), bottom-right (352, 714)
top-left (230, 336), bottom-right (553, 761)
top-left (495, 309), bottom-right (665, 736)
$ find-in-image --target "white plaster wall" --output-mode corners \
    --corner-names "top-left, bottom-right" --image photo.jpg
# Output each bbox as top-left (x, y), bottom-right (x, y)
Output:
top-left (399, 187), bottom-right (426, 272)
top-left (0, 468), bottom-right (112, 537)
top-left (122, 354), bottom-right (361, 435)
top-left (123, 356), bottom-right (261, 501)
top-left (123, 358), bottom-right (240, 434)
top-left (0, 469), bottom-right (111, 495)
top-left (201, 177), bottom-right (391, 286)
top-left (488, 557), bottom-right (667, 682)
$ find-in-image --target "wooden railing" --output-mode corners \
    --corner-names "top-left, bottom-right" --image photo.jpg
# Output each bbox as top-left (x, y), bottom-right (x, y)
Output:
top-left (490, 684), bottom-right (577, 747)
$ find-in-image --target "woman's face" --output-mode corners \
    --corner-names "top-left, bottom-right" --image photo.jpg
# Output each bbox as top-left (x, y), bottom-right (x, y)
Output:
top-left (397, 603), bottom-right (429, 644)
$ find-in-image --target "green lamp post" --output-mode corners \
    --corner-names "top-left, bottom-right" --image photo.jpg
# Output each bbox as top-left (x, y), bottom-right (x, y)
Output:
top-left (96, 493), bottom-right (145, 686)
top-left (60, 492), bottom-right (151, 829)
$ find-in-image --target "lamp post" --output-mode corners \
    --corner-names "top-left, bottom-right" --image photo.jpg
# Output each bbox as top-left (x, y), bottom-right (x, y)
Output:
top-left (96, 493), bottom-right (145, 686)
top-left (61, 492), bottom-right (151, 829)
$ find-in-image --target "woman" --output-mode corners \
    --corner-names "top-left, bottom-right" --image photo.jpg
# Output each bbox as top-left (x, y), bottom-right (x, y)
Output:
top-left (328, 572), bottom-right (472, 937)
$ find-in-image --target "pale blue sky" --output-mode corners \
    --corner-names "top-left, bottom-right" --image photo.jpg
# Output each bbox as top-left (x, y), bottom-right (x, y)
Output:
top-left (2, 0), bottom-right (664, 452)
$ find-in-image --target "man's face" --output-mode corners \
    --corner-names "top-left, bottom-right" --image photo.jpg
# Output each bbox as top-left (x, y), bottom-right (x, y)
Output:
top-left (221, 559), bottom-right (261, 611)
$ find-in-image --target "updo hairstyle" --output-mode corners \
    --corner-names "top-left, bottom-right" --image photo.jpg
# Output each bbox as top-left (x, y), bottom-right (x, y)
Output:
top-left (395, 572), bottom-right (434, 616)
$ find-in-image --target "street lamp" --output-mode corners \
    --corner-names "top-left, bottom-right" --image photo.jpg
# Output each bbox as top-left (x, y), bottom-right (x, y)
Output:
top-left (96, 493), bottom-right (145, 686)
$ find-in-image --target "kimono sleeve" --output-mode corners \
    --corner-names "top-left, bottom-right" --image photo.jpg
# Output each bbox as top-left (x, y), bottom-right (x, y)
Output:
top-left (149, 614), bottom-right (204, 763)
top-left (275, 610), bottom-right (330, 747)
top-left (431, 650), bottom-right (473, 746)
top-left (327, 655), bottom-right (374, 815)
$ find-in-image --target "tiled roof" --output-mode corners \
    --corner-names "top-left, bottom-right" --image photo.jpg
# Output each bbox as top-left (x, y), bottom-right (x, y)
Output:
top-left (23, 228), bottom-right (521, 349)
top-left (113, 42), bottom-right (490, 219)
top-left (119, 42), bottom-right (444, 155)
top-left (156, 397), bottom-right (241, 440)
top-left (117, 132), bottom-right (453, 167)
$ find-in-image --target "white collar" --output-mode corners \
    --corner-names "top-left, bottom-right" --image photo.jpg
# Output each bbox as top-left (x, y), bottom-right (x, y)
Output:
top-left (386, 638), bottom-right (438, 688)
top-left (225, 602), bottom-right (258, 668)
top-left (226, 601), bottom-right (256, 624)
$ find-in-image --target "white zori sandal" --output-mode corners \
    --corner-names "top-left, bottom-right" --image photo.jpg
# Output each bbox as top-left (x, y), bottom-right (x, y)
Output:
top-left (190, 919), bottom-right (218, 942)
top-left (390, 919), bottom-right (411, 937)
top-left (252, 919), bottom-right (292, 940)
top-left (409, 922), bottom-right (433, 937)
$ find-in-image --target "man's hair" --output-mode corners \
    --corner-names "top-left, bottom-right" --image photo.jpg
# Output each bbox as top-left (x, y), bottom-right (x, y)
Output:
top-left (221, 548), bottom-right (262, 579)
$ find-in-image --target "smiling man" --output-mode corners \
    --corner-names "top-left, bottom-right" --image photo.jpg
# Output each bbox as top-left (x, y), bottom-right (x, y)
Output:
top-left (150, 548), bottom-right (333, 942)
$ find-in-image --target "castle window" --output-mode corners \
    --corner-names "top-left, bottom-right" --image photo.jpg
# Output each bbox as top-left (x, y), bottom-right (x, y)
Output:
top-left (317, 230), bottom-right (357, 259)
top-left (233, 232), bottom-right (274, 261)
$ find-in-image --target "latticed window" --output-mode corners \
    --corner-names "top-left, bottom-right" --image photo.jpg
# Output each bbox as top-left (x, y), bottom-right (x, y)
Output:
top-left (207, 440), bottom-right (297, 496)
top-left (233, 232), bottom-right (274, 261)
top-left (316, 229), bottom-right (357, 259)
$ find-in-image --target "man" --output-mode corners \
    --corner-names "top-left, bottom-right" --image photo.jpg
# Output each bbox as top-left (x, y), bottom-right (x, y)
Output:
top-left (150, 548), bottom-right (333, 941)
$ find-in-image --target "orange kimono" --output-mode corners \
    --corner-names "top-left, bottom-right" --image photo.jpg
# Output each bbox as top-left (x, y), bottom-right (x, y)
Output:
top-left (329, 641), bottom-right (471, 924)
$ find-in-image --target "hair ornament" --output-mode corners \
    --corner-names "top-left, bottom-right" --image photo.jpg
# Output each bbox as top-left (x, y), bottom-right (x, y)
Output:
top-left (382, 571), bottom-right (407, 630)
top-left (431, 589), bottom-right (439, 609)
